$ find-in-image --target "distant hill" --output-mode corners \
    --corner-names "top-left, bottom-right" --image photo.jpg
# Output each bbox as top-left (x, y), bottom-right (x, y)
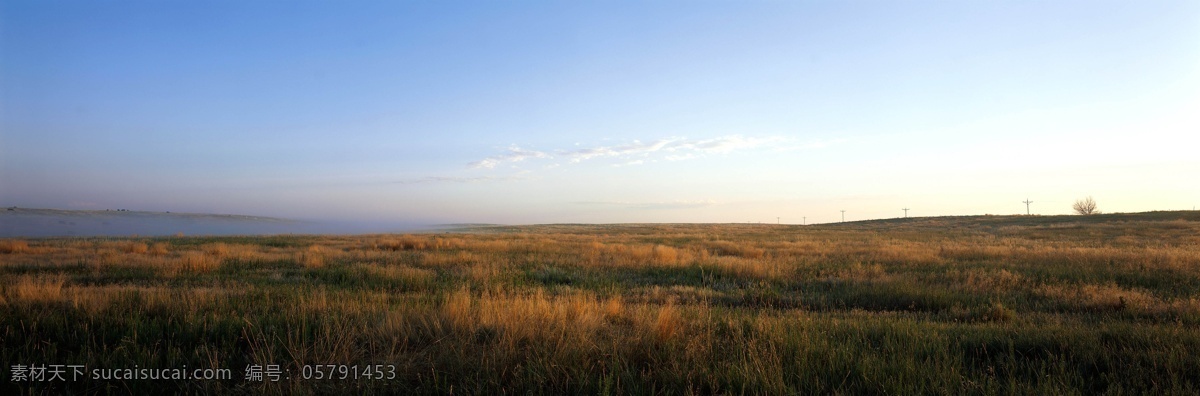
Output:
top-left (431, 223), bottom-right (507, 229)
top-left (428, 211), bottom-right (1200, 238)
top-left (821, 210), bottom-right (1200, 229)
top-left (5, 207), bottom-right (1195, 238)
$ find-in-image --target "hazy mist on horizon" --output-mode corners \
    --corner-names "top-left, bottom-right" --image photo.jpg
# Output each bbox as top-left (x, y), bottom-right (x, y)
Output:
top-left (3, 1), bottom-right (1198, 226)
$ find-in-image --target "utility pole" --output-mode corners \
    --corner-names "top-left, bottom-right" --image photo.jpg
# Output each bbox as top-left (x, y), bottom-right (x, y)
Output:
top-left (840, 210), bottom-right (846, 223)
top-left (902, 208), bottom-right (910, 218)
top-left (777, 217), bottom-right (780, 225)
top-left (1023, 198), bottom-right (1033, 215)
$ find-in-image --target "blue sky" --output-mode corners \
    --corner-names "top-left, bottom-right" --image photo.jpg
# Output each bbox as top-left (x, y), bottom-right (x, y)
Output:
top-left (2, 1), bottom-right (1198, 225)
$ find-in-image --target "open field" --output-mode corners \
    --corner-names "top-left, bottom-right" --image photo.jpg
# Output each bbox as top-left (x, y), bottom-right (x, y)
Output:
top-left (3, 211), bottom-right (1200, 394)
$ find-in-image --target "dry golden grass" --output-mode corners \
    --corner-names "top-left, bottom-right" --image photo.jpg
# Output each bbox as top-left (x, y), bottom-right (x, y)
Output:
top-left (5, 213), bottom-right (1200, 394)
top-left (0, 239), bottom-right (30, 254)
top-left (438, 288), bottom-right (689, 353)
top-left (62, 284), bottom-right (239, 314)
top-left (204, 242), bottom-right (268, 261)
top-left (180, 251), bottom-right (221, 273)
top-left (205, 242), bottom-right (231, 256)
top-left (62, 284), bottom-right (148, 313)
top-left (583, 242), bottom-right (700, 267)
top-left (603, 295), bottom-right (625, 320)
top-left (296, 244), bottom-right (330, 268)
top-left (422, 251), bottom-right (481, 267)
top-left (443, 287), bottom-right (474, 330)
top-left (467, 260), bottom-right (506, 283)
top-left (375, 234), bottom-right (466, 251)
top-left (362, 263), bottom-right (436, 286)
top-left (1035, 283), bottom-right (1160, 312)
top-left (6, 274), bottom-right (66, 303)
top-left (826, 262), bottom-right (892, 283)
top-left (705, 240), bottom-right (766, 259)
top-left (122, 241), bottom-right (149, 254)
top-left (948, 268), bottom-right (1025, 293)
top-left (653, 300), bottom-right (682, 342)
top-left (93, 248), bottom-right (123, 266)
top-left (149, 242), bottom-right (170, 255)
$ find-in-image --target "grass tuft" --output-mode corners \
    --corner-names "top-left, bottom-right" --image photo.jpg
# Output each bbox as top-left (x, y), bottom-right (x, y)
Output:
top-left (0, 239), bottom-right (30, 254)
top-left (180, 251), bottom-right (220, 273)
top-left (8, 274), bottom-right (66, 303)
top-left (122, 241), bottom-right (149, 254)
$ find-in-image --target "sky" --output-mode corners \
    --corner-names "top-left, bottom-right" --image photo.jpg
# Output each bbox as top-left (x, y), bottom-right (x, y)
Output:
top-left (2, 1), bottom-right (1199, 225)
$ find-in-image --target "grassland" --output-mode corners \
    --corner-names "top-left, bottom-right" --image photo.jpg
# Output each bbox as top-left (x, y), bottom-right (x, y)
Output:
top-left (3, 211), bottom-right (1200, 394)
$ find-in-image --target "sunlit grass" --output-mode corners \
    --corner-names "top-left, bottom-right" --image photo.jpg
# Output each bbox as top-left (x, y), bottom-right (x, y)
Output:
top-left (2, 212), bottom-right (1200, 394)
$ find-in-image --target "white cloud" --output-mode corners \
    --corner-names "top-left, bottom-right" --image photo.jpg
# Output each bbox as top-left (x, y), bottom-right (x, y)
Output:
top-left (560, 138), bottom-right (679, 163)
top-left (468, 146), bottom-right (551, 169)
top-left (563, 147), bottom-right (615, 163)
top-left (671, 135), bottom-right (786, 154)
top-left (467, 134), bottom-right (829, 169)
top-left (579, 135), bottom-right (786, 160)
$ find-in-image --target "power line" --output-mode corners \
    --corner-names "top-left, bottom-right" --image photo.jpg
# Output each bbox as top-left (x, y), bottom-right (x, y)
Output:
top-left (902, 208), bottom-right (910, 218)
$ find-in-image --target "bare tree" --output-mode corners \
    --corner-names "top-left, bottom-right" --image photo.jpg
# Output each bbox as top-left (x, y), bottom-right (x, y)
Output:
top-left (1073, 196), bottom-right (1098, 215)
